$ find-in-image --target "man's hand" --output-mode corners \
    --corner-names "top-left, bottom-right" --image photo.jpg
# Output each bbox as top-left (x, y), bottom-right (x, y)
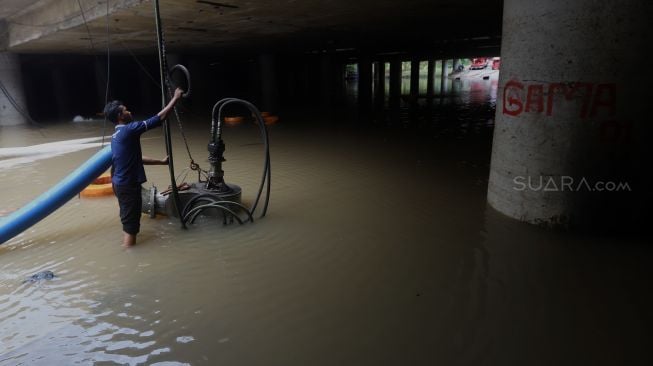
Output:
top-left (173, 87), bottom-right (183, 100)
top-left (158, 88), bottom-right (184, 120)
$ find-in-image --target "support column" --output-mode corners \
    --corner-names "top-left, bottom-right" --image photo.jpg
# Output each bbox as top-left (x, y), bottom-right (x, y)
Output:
top-left (453, 58), bottom-right (462, 72)
top-left (426, 60), bottom-right (435, 99)
top-left (0, 52), bottom-right (29, 126)
top-left (410, 59), bottom-right (420, 102)
top-left (389, 58), bottom-right (401, 121)
top-left (374, 60), bottom-right (386, 109)
top-left (259, 53), bottom-right (278, 113)
top-left (440, 59), bottom-right (447, 95)
top-left (487, 0), bottom-right (652, 229)
top-left (357, 56), bottom-right (372, 110)
top-left (409, 59), bottom-right (420, 123)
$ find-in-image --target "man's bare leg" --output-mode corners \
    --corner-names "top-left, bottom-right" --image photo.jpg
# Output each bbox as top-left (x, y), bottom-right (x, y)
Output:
top-left (123, 232), bottom-right (136, 247)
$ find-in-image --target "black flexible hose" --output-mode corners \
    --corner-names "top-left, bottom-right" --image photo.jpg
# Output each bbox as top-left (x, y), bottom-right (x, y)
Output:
top-left (180, 193), bottom-right (251, 222)
top-left (168, 64), bottom-right (191, 98)
top-left (185, 204), bottom-right (244, 225)
top-left (177, 97), bottom-right (271, 228)
top-left (181, 190), bottom-right (254, 225)
top-left (211, 98), bottom-right (271, 218)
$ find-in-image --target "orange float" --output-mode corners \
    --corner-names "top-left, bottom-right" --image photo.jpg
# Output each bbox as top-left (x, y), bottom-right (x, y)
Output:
top-left (263, 115), bottom-right (279, 125)
top-left (223, 116), bottom-right (244, 125)
top-left (250, 111), bottom-right (279, 125)
top-left (93, 174), bottom-right (112, 185)
top-left (81, 173), bottom-right (113, 198)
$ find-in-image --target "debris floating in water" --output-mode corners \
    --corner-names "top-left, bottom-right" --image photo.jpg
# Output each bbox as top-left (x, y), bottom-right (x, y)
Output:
top-left (23, 270), bottom-right (56, 283)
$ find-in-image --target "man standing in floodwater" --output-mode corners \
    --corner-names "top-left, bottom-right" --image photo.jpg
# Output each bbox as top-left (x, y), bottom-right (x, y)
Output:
top-left (103, 87), bottom-right (183, 247)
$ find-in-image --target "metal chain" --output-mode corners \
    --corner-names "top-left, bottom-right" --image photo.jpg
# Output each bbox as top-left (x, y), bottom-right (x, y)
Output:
top-left (166, 83), bottom-right (199, 171)
top-left (153, 5), bottom-right (203, 176)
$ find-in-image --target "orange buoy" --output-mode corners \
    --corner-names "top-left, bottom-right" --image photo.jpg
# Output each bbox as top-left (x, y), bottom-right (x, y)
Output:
top-left (224, 116), bottom-right (244, 125)
top-left (93, 173), bottom-right (112, 185)
top-left (80, 183), bottom-right (113, 197)
top-left (263, 115), bottom-right (279, 125)
top-left (81, 173), bottom-right (113, 198)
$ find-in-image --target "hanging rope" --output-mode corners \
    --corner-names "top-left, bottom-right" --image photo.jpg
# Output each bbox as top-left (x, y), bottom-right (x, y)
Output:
top-left (118, 40), bottom-right (205, 176)
top-left (76, 0), bottom-right (110, 147)
top-left (153, 0), bottom-right (185, 228)
top-left (101, 0), bottom-right (111, 148)
top-left (166, 65), bottom-right (198, 171)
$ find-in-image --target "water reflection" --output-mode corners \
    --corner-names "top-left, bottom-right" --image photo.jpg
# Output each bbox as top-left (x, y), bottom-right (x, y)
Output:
top-left (1, 72), bottom-right (650, 365)
top-left (345, 72), bottom-right (498, 130)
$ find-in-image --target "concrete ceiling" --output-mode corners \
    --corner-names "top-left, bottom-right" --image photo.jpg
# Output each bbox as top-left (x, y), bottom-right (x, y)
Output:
top-left (2, 0), bottom-right (503, 55)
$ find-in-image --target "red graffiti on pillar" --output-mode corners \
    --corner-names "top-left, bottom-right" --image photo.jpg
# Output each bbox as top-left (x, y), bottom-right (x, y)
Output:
top-left (502, 80), bottom-right (625, 143)
top-left (542, 82), bottom-right (594, 118)
top-left (502, 80), bottom-right (524, 116)
top-left (526, 84), bottom-right (544, 113)
top-left (503, 80), bottom-right (616, 119)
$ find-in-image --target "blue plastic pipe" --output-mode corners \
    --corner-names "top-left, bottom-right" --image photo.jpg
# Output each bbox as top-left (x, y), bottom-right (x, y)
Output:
top-left (0, 146), bottom-right (112, 245)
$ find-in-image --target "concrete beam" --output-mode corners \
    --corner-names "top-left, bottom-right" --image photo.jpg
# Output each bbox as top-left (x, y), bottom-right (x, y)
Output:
top-left (6, 0), bottom-right (142, 50)
top-left (1, 0), bottom-right (503, 56)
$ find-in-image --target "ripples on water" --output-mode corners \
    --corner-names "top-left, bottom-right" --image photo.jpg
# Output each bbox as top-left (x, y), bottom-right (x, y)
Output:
top-left (1, 78), bottom-right (651, 365)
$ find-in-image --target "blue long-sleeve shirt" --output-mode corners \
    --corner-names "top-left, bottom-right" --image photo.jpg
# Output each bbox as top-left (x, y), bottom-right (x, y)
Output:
top-left (111, 115), bottom-right (162, 186)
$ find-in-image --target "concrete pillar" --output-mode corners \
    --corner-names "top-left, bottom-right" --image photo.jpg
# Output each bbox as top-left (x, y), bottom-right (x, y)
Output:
top-left (426, 60), bottom-right (435, 99)
top-left (389, 58), bottom-right (402, 120)
top-left (374, 60), bottom-right (386, 109)
top-left (259, 53), bottom-right (278, 113)
top-left (453, 58), bottom-right (462, 72)
top-left (440, 59), bottom-right (447, 95)
top-left (487, 0), bottom-right (652, 229)
top-left (410, 59), bottom-right (420, 101)
top-left (358, 56), bottom-right (373, 110)
top-left (0, 52), bottom-right (29, 126)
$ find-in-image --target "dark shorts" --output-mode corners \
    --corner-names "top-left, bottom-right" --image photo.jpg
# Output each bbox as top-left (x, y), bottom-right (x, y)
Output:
top-left (113, 183), bottom-right (142, 235)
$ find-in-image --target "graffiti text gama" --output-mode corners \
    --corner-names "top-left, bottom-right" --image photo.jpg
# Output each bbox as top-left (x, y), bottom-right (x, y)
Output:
top-left (502, 80), bottom-right (616, 118)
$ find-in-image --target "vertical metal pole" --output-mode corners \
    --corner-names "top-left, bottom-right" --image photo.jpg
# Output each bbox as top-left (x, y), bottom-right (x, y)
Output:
top-left (153, 0), bottom-right (185, 227)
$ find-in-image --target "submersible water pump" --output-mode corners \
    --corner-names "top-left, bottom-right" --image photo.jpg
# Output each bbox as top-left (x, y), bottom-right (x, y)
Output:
top-left (142, 96), bottom-right (270, 226)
